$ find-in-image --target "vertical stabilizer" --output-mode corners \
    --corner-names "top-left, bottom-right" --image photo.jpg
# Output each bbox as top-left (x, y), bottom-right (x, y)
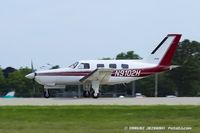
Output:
top-left (144, 34), bottom-right (182, 66)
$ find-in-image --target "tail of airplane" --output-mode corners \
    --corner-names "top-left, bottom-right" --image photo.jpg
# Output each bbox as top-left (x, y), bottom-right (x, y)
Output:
top-left (144, 34), bottom-right (182, 66)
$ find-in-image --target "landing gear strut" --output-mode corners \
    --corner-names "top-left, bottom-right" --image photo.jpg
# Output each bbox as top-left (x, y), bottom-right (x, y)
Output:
top-left (44, 89), bottom-right (50, 98)
top-left (83, 81), bottom-right (100, 98)
top-left (91, 80), bottom-right (100, 98)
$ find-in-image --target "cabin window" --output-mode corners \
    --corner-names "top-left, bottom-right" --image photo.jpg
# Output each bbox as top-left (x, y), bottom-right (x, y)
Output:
top-left (109, 64), bottom-right (117, 68)
top-left (97, 64), bottom-right (104, 68)
top-left (78, 63), bottom-right (90, 69)
top-left (121, 64), bottom-right (129, 69)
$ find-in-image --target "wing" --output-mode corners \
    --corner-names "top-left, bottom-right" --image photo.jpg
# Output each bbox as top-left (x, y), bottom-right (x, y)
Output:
top-left (80, 68), bottom-right (113, 84)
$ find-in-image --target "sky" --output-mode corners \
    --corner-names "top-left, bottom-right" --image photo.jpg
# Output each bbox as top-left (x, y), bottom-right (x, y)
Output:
top-left (0, 0), bottom-right (199, 69)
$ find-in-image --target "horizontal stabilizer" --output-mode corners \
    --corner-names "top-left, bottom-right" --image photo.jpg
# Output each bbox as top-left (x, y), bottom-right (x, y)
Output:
top-left (169, 65), bottom-right (181, 70)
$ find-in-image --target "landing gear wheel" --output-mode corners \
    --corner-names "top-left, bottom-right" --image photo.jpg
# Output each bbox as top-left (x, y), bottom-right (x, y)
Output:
top-left (92, 91), bottom-right (99, 99)
top-left (83, 91), bottom-right (90, 97)
top-left (44, 89), bottom-right (50, 98)
top-left (91, 80), bottom-right (100, 99)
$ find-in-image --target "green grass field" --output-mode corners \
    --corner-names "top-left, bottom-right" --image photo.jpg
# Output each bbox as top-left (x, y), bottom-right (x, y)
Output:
top-left (0, 106), bottom-right (199, 133)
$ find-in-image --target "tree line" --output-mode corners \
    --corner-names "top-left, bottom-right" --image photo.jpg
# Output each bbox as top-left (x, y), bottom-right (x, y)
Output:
top-left (0, 39), bottom-right (200, 97)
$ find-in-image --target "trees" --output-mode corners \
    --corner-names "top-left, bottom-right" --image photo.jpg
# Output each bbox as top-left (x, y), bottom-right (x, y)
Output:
top-left (0, 67), bottom-right (43, 97)
top-left (0, 68), bottom-right (6, 96)
top-left (116, 51), bottom-right (141, 59)
top-left (6, 68), bottom-right (33, 97)
top-left (3, 67), bottom-right (16, 78)
top-left (169, 40), bottom-right (200, 96)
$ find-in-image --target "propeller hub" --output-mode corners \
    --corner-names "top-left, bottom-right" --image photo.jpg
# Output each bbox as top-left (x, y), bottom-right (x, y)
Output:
top-left (25, 73), bottom-right (35, 79)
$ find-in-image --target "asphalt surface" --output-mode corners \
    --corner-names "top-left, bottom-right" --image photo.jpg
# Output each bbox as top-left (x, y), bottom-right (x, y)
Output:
top-left (0, 97), bottom-right (200, 106)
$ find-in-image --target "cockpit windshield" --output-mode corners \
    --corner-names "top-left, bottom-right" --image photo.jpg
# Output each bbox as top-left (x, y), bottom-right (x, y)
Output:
top-left (68, 62), bottom-right (79, 69)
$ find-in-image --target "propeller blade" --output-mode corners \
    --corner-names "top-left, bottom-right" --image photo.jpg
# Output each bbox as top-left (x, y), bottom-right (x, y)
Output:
top-left (31, 60), bottom-right (36, 95)
top-left (31, 60), bottom-right (34, 72)
top-left (32, 78), bottom-right (36, 94)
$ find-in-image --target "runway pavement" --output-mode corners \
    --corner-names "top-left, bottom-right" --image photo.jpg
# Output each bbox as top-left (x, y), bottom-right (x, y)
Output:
top-left (0, 97), bottom-right (200, 106)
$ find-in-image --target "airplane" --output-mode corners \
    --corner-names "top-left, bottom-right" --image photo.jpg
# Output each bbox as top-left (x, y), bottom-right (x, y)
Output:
top-left (3, 91), bottom-right (15, 98)
top-left (26, 34), bottom-right (182, 98)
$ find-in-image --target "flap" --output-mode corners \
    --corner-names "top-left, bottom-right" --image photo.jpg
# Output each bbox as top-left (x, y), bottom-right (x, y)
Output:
top-left (44, 84), bottom-right (66, 89)
top-left (80, 68), bottom-right (113, 84)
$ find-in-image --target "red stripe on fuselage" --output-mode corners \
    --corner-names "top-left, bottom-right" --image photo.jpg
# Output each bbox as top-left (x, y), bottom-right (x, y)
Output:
top-left (37, 71), bottom-right (90, 76)
top-left (36, 66), bottom-right (169, 77)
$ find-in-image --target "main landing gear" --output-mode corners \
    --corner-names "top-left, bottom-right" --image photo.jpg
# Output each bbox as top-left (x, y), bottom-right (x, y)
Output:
top-left (91, 80), bottom-right (100, 98)
top-left (44, 88), bottom-right (50, 98)
top-left (83, 90), bottom-right (100, 98)
top-left (83, 80), bottom-right (100, 98)
top-left (83, 90), bottom-right (90, 97)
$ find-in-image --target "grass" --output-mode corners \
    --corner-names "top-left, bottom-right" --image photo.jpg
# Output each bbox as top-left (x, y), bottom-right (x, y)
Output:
top-left (0, 106), bottom-right (199, 133)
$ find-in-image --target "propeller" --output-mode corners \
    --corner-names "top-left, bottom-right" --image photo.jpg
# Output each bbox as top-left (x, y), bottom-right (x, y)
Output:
top-left (25, 60), bottom-right (37, 96)
top-left (31, 60), bottom-right (36, 94)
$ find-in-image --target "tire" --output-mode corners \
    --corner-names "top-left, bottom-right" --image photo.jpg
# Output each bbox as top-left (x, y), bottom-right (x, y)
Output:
top-left (83, 91), bottom-right (90, 97)
top-left (91, 91), bottom-right (99, 99)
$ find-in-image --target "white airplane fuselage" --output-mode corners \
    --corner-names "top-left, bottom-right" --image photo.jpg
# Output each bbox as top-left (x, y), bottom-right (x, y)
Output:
top-left (33, 60), bottom-right (157, 86)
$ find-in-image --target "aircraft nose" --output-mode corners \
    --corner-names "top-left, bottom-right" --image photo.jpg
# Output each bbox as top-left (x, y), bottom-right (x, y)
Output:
top-left (25, 73), bottom-right (35, 79)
